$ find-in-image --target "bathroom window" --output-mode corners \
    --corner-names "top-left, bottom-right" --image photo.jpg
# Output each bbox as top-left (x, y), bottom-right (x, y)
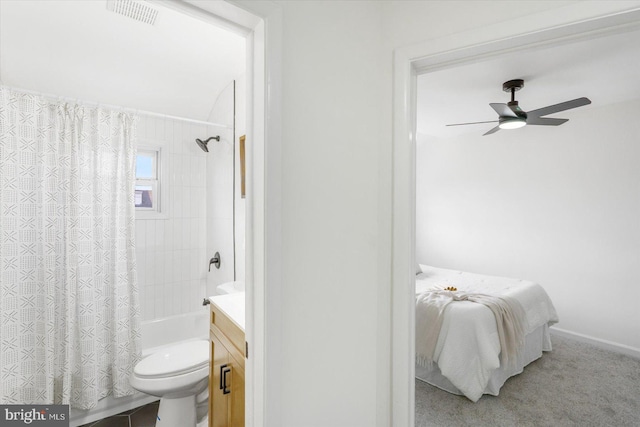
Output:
top-left (136, 144), bottom-right (168, 219)
top-left (136, 150), bottom-right (158, 210)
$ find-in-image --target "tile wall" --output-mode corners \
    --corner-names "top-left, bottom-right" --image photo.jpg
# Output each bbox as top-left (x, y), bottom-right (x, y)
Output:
top-left (206, 82), bottom-right (234, 295)
top-left (135, 115), bottom-right (229, 321)
top-left (205, 78), bottom-right (246, 296)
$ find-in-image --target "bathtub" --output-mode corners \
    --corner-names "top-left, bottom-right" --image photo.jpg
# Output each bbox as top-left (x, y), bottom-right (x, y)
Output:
top-left (69, 310), bottom-right (210, 427)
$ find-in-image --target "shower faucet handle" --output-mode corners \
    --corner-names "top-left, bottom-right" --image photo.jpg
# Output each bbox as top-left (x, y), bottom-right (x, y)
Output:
top-left (209, 252), bottom-right (221, 271)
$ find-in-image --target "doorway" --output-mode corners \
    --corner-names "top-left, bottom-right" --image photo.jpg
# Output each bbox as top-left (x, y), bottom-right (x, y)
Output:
top-left (391, 7), bottom-right (640, 426)
top-left (0, 0), bottom-right (280, 425)
top-left (157, 3), bottom-right (281, 426)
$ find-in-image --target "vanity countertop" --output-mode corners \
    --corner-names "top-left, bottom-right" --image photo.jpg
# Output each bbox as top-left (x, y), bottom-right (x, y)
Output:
top-left (208, 292), bottom-right (245, 331)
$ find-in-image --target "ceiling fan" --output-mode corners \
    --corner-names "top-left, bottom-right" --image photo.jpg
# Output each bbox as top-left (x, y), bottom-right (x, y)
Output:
top-left (446, 79), bottom-right (591, 136)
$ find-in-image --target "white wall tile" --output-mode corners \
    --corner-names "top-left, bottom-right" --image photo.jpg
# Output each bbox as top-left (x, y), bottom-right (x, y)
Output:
top-left (165, 290), bottom-right (173, 318)
top-left (135, 220), bottom-right (147, 251)
top-left (171, 120), bottom-right (182, 155)
top-left (164, 120), bottom-right (174, 149)
top-left (157, 251), bottom-right (169, 285)
top-left (146, 220), bottom-right (157, 251)
top-left (167, 221), bottom-right (179, 250)
top-left (179, 284), bottom-right (189, 314)
top-left (152, 290), bottom-right (162, 319)
top-left (136, 109), bottom-right (239, 321)
top-left (148, 252), bottom-right (162, 286)
top-left (136, 252), bottom-right (147, 287)
top-left (155, 220), bottom-right (166, 251)
top-left (143, 285), bottom-right (155, 320)
top-left (189, 249), bottom-right (199, 281)
top-left (199, 279), bottom-right (207, 300)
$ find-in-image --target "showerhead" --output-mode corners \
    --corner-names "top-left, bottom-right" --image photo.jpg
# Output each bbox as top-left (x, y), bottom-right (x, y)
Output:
top-left (195, 136), bottom-right (220, 153)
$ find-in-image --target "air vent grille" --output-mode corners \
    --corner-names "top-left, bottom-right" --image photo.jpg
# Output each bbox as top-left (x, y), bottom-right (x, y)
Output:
top-left (106, 0), bottom-right (158, 26)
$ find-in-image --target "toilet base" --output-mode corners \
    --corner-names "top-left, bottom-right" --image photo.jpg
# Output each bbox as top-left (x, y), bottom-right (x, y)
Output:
top-left (196, 415), bottom-right (209, 427)
top-left (156, 395), bottom-right (197, 427)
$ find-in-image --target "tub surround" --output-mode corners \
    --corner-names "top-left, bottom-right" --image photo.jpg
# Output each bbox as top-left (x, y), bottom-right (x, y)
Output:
top-left (141, 311), bottom-right (210, 352)
top-left (135, 114), bottom-right (216, 322)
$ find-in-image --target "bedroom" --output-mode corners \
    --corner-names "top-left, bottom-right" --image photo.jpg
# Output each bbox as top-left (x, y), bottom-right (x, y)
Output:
top-left (415, 24), bottom-right (640, 355)
top-left (412, 18), bottom-right (640, 423)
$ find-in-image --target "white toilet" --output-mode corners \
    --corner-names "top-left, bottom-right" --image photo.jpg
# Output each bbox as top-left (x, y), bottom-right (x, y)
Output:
top-left (130, 340), bottom-right (209, 427)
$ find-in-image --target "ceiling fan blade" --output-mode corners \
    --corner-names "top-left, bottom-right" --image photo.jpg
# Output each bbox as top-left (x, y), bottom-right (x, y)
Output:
top-left (490, 103), bottom-right (518, 118)
top-left (446, 120), bottom-right (498, 127)
top-left (526, 117), bottom-right (568, 126)
top-left (527, 97), bottom-right (591, 118)
top-left (483, 125), bottom-right (501, 136)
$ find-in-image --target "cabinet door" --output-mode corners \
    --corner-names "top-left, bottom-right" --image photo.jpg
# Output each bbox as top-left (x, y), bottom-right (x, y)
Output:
top-left (210, 332), bottom-right (229, 427)
top-left (229, 353), bottom-right (245, 427)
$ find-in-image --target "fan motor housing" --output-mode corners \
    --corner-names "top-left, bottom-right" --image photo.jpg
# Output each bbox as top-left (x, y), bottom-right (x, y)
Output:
top-left (503, 79), bottom-right (524, 92)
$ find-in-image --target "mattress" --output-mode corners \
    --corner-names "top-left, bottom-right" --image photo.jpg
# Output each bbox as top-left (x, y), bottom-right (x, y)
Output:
top-left (415, 265), bottom-right (558, 401)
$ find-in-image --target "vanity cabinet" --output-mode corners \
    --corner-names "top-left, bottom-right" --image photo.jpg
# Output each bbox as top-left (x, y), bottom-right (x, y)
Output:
top-left (209, 300), bottom-right (245, 427)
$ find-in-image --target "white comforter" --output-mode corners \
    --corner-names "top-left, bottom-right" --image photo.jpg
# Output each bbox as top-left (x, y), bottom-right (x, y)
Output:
top-left (415, 265), bottom-right (558, 402)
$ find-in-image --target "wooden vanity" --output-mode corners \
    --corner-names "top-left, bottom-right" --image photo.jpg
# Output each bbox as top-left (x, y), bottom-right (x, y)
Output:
top-left (209, 293), bottom-right (245, 427)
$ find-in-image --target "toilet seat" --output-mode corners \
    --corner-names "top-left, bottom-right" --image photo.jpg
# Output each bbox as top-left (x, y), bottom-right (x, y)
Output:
top-left (134, 340), bottom-right (209, 379)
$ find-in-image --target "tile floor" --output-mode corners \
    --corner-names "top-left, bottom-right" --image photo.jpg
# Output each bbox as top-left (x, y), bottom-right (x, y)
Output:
top-left (80, 401), bottom-right (159, 427)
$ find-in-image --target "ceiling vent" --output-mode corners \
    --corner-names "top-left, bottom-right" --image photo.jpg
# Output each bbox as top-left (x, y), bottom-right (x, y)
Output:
top-left (106, 0), bottom-right (158, 26)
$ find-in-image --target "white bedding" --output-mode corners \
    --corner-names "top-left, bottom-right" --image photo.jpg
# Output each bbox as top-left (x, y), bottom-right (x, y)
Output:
top-left (415, 265), bottom-right (558, 402)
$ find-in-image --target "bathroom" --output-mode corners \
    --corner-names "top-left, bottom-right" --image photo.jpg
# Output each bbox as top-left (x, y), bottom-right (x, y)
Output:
top-left (0, 1), bottom-right (247, 425)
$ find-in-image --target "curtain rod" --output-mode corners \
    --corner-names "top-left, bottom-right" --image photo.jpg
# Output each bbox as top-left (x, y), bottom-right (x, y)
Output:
top-left (0, 84), bottom-right (230, 129)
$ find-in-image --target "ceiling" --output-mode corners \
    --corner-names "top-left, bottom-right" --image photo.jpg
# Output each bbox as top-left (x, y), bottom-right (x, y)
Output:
top-left (417, 27), bottom-right (640, 139)
top-left (0, 0), bottom-right (245, 122)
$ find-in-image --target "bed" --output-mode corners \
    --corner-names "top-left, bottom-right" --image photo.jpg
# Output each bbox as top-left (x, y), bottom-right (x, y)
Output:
top-left (415, 265), bottom-right (559, 402)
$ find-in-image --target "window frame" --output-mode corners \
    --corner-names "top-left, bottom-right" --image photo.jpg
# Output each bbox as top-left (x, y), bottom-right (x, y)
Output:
top-left (135, 141), bottom-right (168, 220)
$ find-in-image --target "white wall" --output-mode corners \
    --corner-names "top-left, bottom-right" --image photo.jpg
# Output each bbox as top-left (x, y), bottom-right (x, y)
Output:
top-left (416, 99), bottom-right (640, 351)
top-left (277, 2), bottom-right (384, 426)
top-left (268, 1), bottom-right (640, 425)
top-left (381, 0), bottom-right (577, 48)
top-left (135, 115), bottom-right (223, 320)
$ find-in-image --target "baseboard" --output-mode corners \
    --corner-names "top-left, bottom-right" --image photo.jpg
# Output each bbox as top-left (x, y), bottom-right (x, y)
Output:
top-left (550, 327), bottom-right (640, 360)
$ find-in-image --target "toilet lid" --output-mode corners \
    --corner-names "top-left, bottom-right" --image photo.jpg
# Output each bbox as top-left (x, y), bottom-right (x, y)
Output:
top-left (134, 340), bottom-right (209, 378)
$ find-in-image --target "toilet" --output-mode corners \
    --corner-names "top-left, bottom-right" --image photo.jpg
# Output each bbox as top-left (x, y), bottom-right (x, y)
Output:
top-left (130, 340), bottom-right (209, 427)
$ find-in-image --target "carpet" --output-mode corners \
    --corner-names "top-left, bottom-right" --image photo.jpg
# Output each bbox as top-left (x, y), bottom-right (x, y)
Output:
top-left (415, 334), bottom-right (640, 426)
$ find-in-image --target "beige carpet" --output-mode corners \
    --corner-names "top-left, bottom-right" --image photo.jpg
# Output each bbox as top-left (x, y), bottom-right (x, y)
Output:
top-left (415, 334), bottom-right (640, 426)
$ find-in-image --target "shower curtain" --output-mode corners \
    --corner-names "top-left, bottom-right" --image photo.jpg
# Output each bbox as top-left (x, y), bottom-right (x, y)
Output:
top-left (0, 87), bottom-right (141, 409)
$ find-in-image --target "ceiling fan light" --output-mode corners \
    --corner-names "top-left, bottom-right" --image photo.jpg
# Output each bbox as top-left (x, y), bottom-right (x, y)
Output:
top-left (498, 117), bottom-right (527, 130)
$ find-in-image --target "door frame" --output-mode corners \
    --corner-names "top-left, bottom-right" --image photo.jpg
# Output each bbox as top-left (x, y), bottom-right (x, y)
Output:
top-left (391, 5), bottom-right (640, 426)
top-left (170, 1), bottom-right (283, 426)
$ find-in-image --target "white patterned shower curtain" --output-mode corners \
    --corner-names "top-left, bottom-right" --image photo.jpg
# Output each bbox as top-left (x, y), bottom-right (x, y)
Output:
top-left (0, 87), bottom-right (141, 409)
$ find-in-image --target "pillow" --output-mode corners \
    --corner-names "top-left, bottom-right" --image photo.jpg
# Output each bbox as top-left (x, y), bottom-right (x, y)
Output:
top-left (416, 262), bottom-right (422, 275)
